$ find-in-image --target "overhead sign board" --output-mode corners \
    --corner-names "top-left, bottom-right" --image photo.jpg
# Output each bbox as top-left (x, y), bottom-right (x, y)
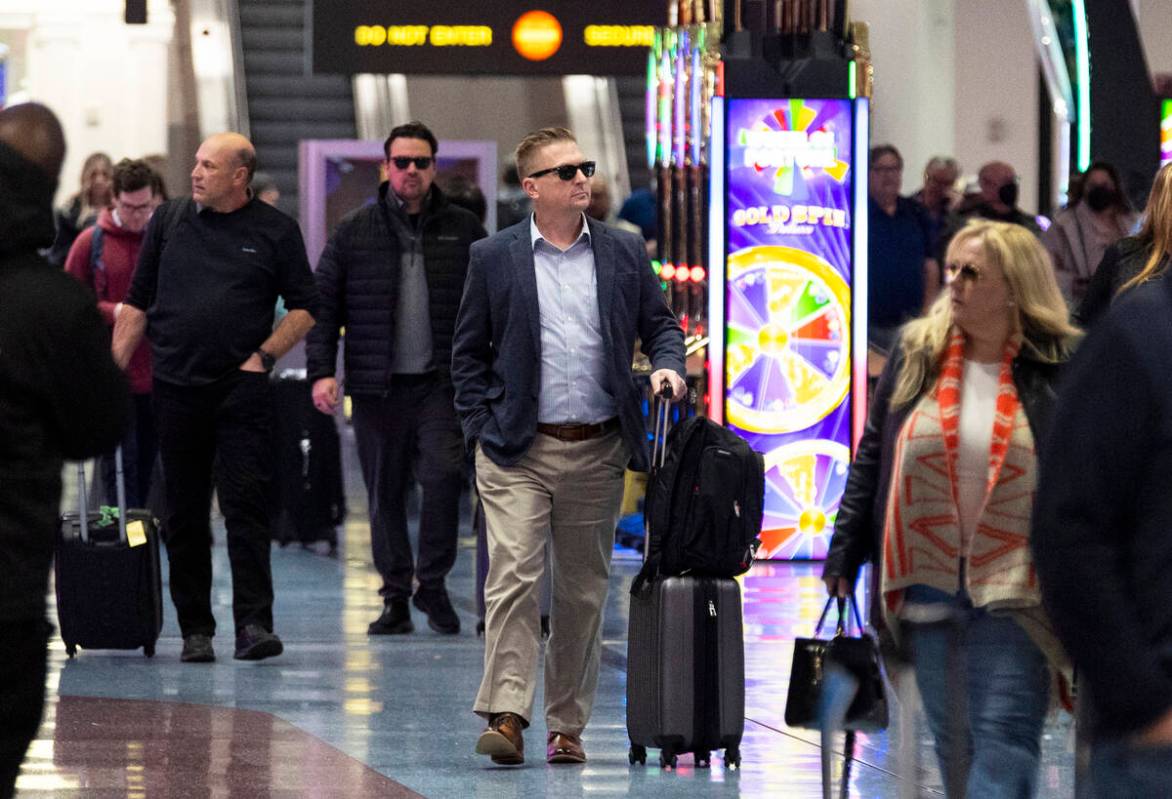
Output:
top-left (311, 1), bottom-right (664, 76)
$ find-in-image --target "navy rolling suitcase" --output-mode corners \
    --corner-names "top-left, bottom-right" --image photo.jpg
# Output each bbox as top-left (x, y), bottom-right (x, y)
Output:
top-left (626, 386), bottom-right (747, 770)
top-left (55, 449), bottom-right (163, 658)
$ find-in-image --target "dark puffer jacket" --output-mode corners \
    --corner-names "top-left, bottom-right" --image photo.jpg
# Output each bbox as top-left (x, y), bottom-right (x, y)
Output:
top-left (0, 141), bottom-right (128, 622)
top-left (306, 183), bottom-right (486, 393)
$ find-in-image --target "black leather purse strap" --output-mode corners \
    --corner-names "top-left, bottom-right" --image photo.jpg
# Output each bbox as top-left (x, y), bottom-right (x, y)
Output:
top-left (816, 592), bottom-right (866, 638)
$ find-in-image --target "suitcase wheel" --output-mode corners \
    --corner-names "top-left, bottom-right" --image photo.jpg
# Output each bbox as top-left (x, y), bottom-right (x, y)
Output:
top-left (724, 746), bottom-right (741, 770)
top-left (144, 643), bottom-right (155, 658)
top-left (696, 751), bottom-right (712, 769)
top-left (65, 643), bottom-right (77, 658)
top-left (659, 750), bottom-right (677, 770)
top-left (628, 744), bottom-right (646, 766)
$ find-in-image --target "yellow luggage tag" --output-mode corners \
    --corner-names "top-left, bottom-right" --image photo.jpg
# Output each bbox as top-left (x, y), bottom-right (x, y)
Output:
top-left (126, 520), bottom-right (147, 548)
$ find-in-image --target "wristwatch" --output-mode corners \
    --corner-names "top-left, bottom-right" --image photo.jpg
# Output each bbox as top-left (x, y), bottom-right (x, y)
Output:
top-left (255, 349), bottom-right (276, 372)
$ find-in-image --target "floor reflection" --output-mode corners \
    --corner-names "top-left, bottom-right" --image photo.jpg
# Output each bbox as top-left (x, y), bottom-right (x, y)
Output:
top-left (19, 435), bottom-right (1075, 797)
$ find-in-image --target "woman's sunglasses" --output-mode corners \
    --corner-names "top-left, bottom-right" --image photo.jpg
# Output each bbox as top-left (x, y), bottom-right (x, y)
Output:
top-left (528, 161), bottom-right (596, 181)
top-left (945, 262), bottom-right (981, 282)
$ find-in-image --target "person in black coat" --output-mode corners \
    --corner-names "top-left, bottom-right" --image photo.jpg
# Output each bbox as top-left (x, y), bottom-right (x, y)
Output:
top-left (0, 104), bottom-right (128, 799)
top-left (824, 220), bottom-right (1078, 798)
top-left (306, 121), bottom-right (486, 637)
top-left (1075, 161), bottom-right (1172, 328)
top-left (1033, 223), bottom-right (1172, 799)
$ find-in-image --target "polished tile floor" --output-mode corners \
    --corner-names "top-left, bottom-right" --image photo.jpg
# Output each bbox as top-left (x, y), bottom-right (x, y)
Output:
top-left (17, 439), bottom-right (1079, 797)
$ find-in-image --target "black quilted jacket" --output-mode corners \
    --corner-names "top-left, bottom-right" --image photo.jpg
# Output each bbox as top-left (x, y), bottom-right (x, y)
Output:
top-left (306, 183), bottom-right (486, 394)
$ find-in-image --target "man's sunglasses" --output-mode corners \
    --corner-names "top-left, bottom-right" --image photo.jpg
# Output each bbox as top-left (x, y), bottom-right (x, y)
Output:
top-left (528, 161), bottom-right (596, 181)
top-left (390, 156), bottom-right (433, 170)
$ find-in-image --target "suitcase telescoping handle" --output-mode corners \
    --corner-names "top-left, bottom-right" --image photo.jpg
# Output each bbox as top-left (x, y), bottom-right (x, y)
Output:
top-left (75, 447), bottom-right (129, 545)
top-left (650, 378), bottom-right (674, 472)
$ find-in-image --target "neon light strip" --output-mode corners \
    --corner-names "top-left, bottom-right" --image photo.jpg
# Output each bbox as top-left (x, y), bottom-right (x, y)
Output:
top-left (851, 99), bottom-right (869, 453)
top-left (651, 45), bottom-right (661, 167)
top-left (707, 97), bottom-right (726, 424)
top-left (690, 47), bottom-right (703, 165)
top-left (848, 60), bottom-right (856, 100)
top-left (673, 33), bottom-right (687, 166)
top-left (1072, 0), bottom-right (1091, 171)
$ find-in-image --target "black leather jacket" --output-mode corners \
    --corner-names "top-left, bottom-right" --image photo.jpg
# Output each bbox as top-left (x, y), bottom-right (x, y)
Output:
top-left (822, 342), bottom-right (1065, 586)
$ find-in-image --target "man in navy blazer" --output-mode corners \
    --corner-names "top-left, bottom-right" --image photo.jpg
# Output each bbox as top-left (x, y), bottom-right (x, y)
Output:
top-left (452, 128), bottom-right (685, 766)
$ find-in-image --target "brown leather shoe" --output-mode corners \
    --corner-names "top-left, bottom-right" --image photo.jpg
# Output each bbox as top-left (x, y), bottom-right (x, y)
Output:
top-left (475, 712), bottom-right (525, 765)
top-left (546, 731), bottom-right (586, 764)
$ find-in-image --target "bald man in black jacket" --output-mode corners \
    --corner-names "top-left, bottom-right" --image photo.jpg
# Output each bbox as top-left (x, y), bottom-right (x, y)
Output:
top-left (0, 103), bottom-right (128, 798)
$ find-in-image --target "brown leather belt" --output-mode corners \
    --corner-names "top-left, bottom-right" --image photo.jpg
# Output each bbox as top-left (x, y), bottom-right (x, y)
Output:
top-left (536, 417), bottom-right (620, 442)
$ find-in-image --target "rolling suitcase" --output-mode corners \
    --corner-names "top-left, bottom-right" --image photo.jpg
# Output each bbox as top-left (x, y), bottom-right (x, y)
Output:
top-left (55, 448), bottom-right (163, 658)
top-left (626, 384), bottom-right (746, 770)
top-left (627, 575), bottom-right (746, 769)
top-left (271, 371), bottom-right (345, 554)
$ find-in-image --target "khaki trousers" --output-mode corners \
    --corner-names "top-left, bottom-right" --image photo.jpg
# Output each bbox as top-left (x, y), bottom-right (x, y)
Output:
top-left (473, 430), bottom-right (627, 735)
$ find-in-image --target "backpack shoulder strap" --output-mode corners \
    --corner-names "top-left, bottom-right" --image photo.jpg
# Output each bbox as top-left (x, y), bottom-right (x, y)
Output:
top-left (89, 225), bottom-right (105, 272)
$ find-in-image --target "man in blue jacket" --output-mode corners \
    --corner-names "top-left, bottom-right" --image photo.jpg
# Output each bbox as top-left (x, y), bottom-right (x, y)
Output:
top-left (307, 121), bottom-right (486, 636)
top-left (1033, 273), bottom-right (1172, 795)
top-left (452, 127), bottom-right (685, 766)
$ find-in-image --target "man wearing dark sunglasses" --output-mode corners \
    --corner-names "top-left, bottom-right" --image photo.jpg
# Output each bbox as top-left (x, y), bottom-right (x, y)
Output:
top-left (307, 121), bottom-right (486, 639)
top-left (453, 127), bottom-right (685, 766)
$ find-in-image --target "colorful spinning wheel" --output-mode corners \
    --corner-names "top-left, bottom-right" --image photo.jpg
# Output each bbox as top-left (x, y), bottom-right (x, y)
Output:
top-left (758, 439), bottom-right (852, 560)
top-left (725, 245), bottom-right (851, 434)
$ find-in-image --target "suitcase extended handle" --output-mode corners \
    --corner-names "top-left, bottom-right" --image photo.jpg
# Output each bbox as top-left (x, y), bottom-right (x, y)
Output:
top-left (651, 380), bottom-right (673, 472)
top-left (75, 446), bottom-right (129, 545)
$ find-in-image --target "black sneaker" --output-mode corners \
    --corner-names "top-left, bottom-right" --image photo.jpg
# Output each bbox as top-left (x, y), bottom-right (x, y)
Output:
top-left (412, 587), bottom-right (460, 634)
top-left (233, 625), bottom-right (284, 660)
top-left (368, 599), bottom-right (414, 635)
top-left (181, 634), bottom-right (215, 663)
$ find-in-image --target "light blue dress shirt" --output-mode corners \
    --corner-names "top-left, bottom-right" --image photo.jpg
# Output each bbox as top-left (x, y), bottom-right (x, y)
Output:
top-left (530, 214), bottom-right (617, 424)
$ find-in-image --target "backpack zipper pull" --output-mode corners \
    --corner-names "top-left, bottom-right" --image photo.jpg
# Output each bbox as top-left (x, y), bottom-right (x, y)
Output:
top-left (708, 599), bottom-right (717, 618)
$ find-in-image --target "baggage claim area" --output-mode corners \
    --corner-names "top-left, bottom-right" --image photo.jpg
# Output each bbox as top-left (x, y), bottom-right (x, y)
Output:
top-left (17, 0), bottom-right (1094, 796)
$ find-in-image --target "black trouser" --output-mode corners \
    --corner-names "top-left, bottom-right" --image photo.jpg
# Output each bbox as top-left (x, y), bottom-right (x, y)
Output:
top-left (154, 373), bottom-right (275, 637)
top-left (101, 392), bottom-right (157, 508)
top-left (0, 617), bottom-right (50, 799)
top-left (352, 375), bottom-right (464, 602)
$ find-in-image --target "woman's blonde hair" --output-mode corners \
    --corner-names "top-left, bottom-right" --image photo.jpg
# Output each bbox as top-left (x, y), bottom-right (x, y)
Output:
top-left (890, 220), bottom-right (1080, 407)
top-left (1120, 162), bottom-right (1172, 292)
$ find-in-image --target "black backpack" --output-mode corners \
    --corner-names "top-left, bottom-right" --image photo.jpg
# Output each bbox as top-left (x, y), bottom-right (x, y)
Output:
top-left (632, 416), bottom-right (765, 592)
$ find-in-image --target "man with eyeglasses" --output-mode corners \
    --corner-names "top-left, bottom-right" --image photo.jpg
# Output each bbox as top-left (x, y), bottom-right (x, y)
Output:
top-left (452, 127), bottom-right (685, 766)
top-left (65, 158), bottom-right (161, 508)
top-left (307, 121), bottom-right (486, 637)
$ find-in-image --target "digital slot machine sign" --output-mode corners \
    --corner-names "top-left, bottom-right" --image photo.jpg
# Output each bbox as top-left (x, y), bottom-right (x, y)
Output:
top-left (720, 98), bottom-right (860, 560)
top-left (1161, 99), bottom-right (1172, 166)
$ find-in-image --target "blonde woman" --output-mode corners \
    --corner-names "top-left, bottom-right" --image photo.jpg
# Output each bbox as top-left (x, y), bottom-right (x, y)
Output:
top-left (1077, 162), bottom-right (1172, 328)
top-left (823, 220), bottom-right (1080, 798)
top-left (47, 151), bottom-right (113, 267)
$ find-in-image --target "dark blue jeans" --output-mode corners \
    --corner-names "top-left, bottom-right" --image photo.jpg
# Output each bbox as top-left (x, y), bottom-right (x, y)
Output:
top-left (902, 584), bottom-right (1051, 799)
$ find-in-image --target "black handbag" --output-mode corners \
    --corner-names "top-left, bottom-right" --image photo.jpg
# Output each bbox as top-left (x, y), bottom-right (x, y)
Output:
top-left (784, 594), bottom-right (889, 732)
